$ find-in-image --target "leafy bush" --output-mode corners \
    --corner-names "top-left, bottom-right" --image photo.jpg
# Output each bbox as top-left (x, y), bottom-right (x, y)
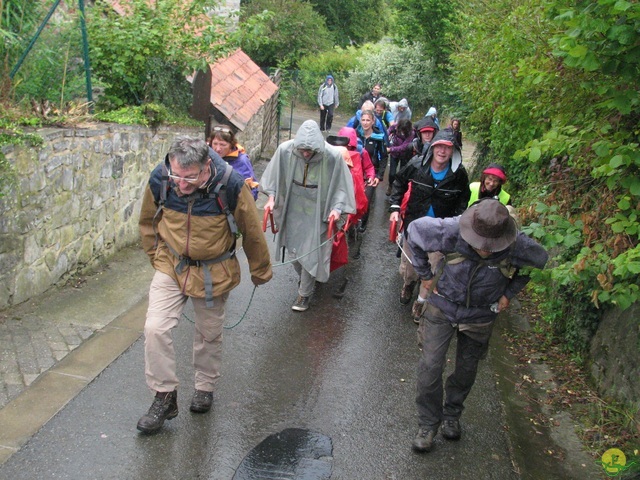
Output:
top-left (342, 40), bottom-right (436, 112)
top-left (87, 0), bottom-right (229, 108)
top-left (238, 0), bottom-right (333, 69)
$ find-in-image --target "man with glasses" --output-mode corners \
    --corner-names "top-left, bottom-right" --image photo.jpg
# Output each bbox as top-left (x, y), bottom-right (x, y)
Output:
top-left (261, 120), bottom-right (356, 312)
top-left (137, 136), bottom-right (272, 434)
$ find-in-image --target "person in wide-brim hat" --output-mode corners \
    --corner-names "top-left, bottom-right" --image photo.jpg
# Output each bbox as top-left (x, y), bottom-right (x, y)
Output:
top-left (404, 197), bottom-right (548, 455)
top-left (459, 199), bottom-right (517, 253)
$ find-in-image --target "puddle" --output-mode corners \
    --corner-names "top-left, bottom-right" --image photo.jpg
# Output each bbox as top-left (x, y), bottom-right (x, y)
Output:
top-left (233, 428), bottom-right (333, 479)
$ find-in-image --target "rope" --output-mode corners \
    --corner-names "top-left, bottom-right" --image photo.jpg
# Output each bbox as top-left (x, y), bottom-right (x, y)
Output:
top-left (182, 229), bottom-right (340, 329)
top-left (395, 231), bottom-right (414, 265)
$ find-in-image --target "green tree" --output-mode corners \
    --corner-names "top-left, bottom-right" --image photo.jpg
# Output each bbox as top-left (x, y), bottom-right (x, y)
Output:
top-left (389, 0), bottom-right (460, 69)
top-left (306, 0), bottom-right (391, 47)
top-left (238, 0), bottom-right (332, 68)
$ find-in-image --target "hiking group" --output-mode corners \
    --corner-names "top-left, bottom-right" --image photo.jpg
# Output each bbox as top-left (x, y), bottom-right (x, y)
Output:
top-left (135, 80), bottom-right (548, 456)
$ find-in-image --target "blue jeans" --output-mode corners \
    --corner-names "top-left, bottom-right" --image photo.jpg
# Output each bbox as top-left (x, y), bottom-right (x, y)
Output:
top-left (416, 303), bottom-right (494, 429)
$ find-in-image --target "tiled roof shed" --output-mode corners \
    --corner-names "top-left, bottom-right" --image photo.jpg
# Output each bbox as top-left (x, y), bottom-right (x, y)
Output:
top-left (189, 49), bottom-right (279, 132)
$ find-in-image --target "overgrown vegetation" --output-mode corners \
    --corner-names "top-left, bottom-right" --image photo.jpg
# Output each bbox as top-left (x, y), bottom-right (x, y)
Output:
top-left (87, 0), bottom-right (230, 109)
top-left (454, 0), bottom-right (640, 357)
top-left (95, 103), bottom-right (201, 127)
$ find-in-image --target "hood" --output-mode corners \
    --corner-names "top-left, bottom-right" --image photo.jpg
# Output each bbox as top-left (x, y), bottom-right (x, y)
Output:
top-left (337, 126), bottom-right (358, 148)
top-left (423, 129), bottom-right (462, 172)
top-left (414, 116), bottom-right (439, 133)
top-left (426, 106), bottom-right (437, 117)
top-left (325, 74), bottom-right (334, 85)
top-left (398, 98), bottom-right (409, 108)
top-left (293, 120), bottom-right (325, 163)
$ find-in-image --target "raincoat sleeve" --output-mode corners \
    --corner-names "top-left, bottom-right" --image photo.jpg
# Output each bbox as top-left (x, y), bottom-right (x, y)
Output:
top-left (139, 184), bottom-right (160, 267)
top-left (233, 185), bottom-right (273, 286)
top-left (503, 233), bottom-right (548, 299)
top-left (406, 217), bottom-right (459, 280)
top-left (260, 141), bottom-right (291, 199)
top-left (361, 150), bottom-right (375, 180)
top-left (454, 168), bottom-right (471, 216)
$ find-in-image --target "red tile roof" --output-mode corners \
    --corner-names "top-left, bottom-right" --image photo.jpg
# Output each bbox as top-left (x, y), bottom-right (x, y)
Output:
top-left (200, 49), bottom-right (279, 131)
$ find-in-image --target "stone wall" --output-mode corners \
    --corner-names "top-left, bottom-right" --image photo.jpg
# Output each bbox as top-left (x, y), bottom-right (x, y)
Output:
top-left (0, 124), bottom-right (200, 310)
top-left (590, 303), bottom-right (640, 410)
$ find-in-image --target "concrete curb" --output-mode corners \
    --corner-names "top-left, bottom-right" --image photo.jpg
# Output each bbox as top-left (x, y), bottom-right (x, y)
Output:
top-left (0, 245), bottom-right (153, 465)
top-left (0, 297), bottom-right (147, 465)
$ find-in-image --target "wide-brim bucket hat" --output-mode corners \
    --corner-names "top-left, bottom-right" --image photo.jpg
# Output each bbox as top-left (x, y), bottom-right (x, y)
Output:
top-left (459, 199), bottom-right (517, 252)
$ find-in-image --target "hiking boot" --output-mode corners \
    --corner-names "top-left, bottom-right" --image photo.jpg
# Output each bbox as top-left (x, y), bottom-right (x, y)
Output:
top-left (136, 390), bottom-right (178, 434)
top-left (190, 389), bottom-right (213, 413)
top-left (400, 281), bottom-right (416, 305)
top-left (412, 427), bottom-right (437, 453)
top-left (412, 300), bottom-right (425, 323)
top-left (441, 419), bottom-right (461, 440)
top-left (291, 295), bottom-right (310, 312)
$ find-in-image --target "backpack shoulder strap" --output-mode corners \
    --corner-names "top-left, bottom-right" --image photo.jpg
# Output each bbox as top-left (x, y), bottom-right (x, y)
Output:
top-left (213, 164), bottom-right (238, 241)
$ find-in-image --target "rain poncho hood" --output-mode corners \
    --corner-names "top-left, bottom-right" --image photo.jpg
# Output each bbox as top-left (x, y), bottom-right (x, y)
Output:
top-left (260, 120), bottom-right (356, 282)
top-left (422, 129), bottom-right (463, 171)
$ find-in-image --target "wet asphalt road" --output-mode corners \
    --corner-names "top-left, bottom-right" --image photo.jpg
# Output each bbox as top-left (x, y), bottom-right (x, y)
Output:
top-left (0, 182), bottom-right (518, 480)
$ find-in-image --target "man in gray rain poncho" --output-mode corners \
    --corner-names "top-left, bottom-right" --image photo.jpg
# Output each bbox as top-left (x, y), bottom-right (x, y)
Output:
top-left (261, 120), bottom-right (356, 312)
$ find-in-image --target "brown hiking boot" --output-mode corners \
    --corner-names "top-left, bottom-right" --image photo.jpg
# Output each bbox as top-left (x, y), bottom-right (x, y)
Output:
top-left (136, 390), bottom-right (178, 434)
top-left (400, 281), bottom-right (416, 305)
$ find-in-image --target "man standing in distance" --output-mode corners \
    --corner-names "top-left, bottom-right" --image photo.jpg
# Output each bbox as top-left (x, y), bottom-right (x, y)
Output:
top-left (318, 75), bottom-right (339, 133)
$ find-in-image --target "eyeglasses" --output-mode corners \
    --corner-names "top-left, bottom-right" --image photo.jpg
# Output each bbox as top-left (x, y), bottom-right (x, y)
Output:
top-left (168, 165), bottom-right (207, 184)
top-left (212, 126), bottom-right (232, 133)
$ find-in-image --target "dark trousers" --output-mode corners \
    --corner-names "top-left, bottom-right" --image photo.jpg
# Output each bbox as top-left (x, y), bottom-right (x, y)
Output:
top-left (416, 303), bottom-right (494, 429)
top-left (319, 104), bottom-right (335, 131)
top-left (359, 183), bottom-right (375, 228)
top-left (388, 156), bottom-right (409, 187)
top-left (388, 156), bottom-right (399, 188)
